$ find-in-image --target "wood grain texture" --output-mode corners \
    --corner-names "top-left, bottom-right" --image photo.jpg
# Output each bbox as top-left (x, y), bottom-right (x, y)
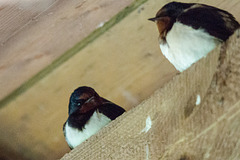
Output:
top-left (0, 0), bottom-right (239, 159)
top-left (61, 29), bottom-right (240, 160)
top-left (0, 0), bottom-right (173, 159)
top-left (0, 0), bottom-right (57, 44)
top-left (0, 0), bottom-right (134, 101)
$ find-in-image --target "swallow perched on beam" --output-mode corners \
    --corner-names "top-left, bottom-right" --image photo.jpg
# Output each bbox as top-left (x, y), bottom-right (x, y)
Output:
top-left (63, 86), bottom-right (125, 149)
top-left (149, 2), bottom-right (240, 72)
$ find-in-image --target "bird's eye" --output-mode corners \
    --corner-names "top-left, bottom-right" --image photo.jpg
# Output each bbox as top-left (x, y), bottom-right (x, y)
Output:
top-left (75, 99), bottom-right (85, 106)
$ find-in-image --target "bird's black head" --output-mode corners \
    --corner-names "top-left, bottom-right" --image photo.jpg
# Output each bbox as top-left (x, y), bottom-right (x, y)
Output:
top-left (68, 86), bottom-right (102, 115)
top-left (149, 2), bottom-right (194, 22)
top-left (148, 2), bottom-right (195, 42)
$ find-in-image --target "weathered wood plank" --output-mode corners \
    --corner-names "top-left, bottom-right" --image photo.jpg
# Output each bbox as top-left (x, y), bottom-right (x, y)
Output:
top-left (0, 0), bottom-right (57, 44)
top-left (61, 29), bottom-right (240, 160)
top-left (0, 0), bottom-right (134, 101)
top-left (0, 0), bottom-right (175, 159)
top-left (0, 0), bottom-right (239, 159)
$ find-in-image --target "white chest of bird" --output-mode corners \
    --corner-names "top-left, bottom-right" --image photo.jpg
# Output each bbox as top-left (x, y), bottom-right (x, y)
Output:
top-left (65, 111), bottom-right (111, 149)
top-left (160, 22), bottom-right (221, 72)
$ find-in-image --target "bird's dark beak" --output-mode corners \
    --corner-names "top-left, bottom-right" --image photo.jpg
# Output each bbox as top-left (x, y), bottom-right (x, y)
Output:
top-left (148, 17), bottom-right (157, 22)
top-left (85, 96), bottom-right (95, 103)
top-left (80, 96), bottom-right (102, 113)
top-left (84, 96), bottom-right (100, 108)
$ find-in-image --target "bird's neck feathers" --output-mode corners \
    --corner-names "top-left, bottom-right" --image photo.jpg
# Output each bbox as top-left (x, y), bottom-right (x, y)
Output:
top-left (156, 17), bottom-right (174, 44)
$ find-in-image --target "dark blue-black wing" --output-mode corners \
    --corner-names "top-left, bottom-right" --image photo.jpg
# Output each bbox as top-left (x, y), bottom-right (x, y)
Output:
top-left (98, 98), bottom-right (125, 120)
top-left (177, 4), bottom-right (240, 41)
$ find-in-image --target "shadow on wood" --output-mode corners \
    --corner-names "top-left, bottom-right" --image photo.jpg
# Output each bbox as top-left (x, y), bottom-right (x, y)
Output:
top-left (61, 29), bottom-right (240, 159)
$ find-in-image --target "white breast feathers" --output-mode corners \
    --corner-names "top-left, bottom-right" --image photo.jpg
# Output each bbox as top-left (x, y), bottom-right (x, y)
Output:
top-left (160, 22), bottom-right (221, 72)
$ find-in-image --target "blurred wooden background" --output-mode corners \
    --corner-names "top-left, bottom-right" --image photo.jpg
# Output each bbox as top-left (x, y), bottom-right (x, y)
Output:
top-left (0, 0), bottom-right (239, 159)
top-left (0, 0), bottom-right (135, 102)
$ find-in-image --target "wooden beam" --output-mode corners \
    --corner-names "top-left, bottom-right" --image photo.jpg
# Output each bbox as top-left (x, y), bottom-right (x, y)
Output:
top-left (0, 0), bottom-right (135, 102)
top-left (0, 0), bottom-right (174, 159)
top-left (61, 29), bottom-right (240, 160)
top-left (0, 0), bottom-right (239, 159)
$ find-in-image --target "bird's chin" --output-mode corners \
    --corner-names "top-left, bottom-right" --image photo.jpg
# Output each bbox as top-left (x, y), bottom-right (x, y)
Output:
top-left (158, 36), bottom-right (165, 44)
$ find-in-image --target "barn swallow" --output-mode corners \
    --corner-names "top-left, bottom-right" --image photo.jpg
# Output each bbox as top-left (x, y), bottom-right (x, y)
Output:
top-left (63, 86), bottom-right (125, 149)
top-left (149, 2), bottom-right (240, 72)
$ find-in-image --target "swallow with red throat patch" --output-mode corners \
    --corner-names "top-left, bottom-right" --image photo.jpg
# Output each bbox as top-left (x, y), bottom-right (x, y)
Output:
top-left (63, 86), bottom-right (125, 149)
top-left (149, 2), bottom-right (240, 72)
